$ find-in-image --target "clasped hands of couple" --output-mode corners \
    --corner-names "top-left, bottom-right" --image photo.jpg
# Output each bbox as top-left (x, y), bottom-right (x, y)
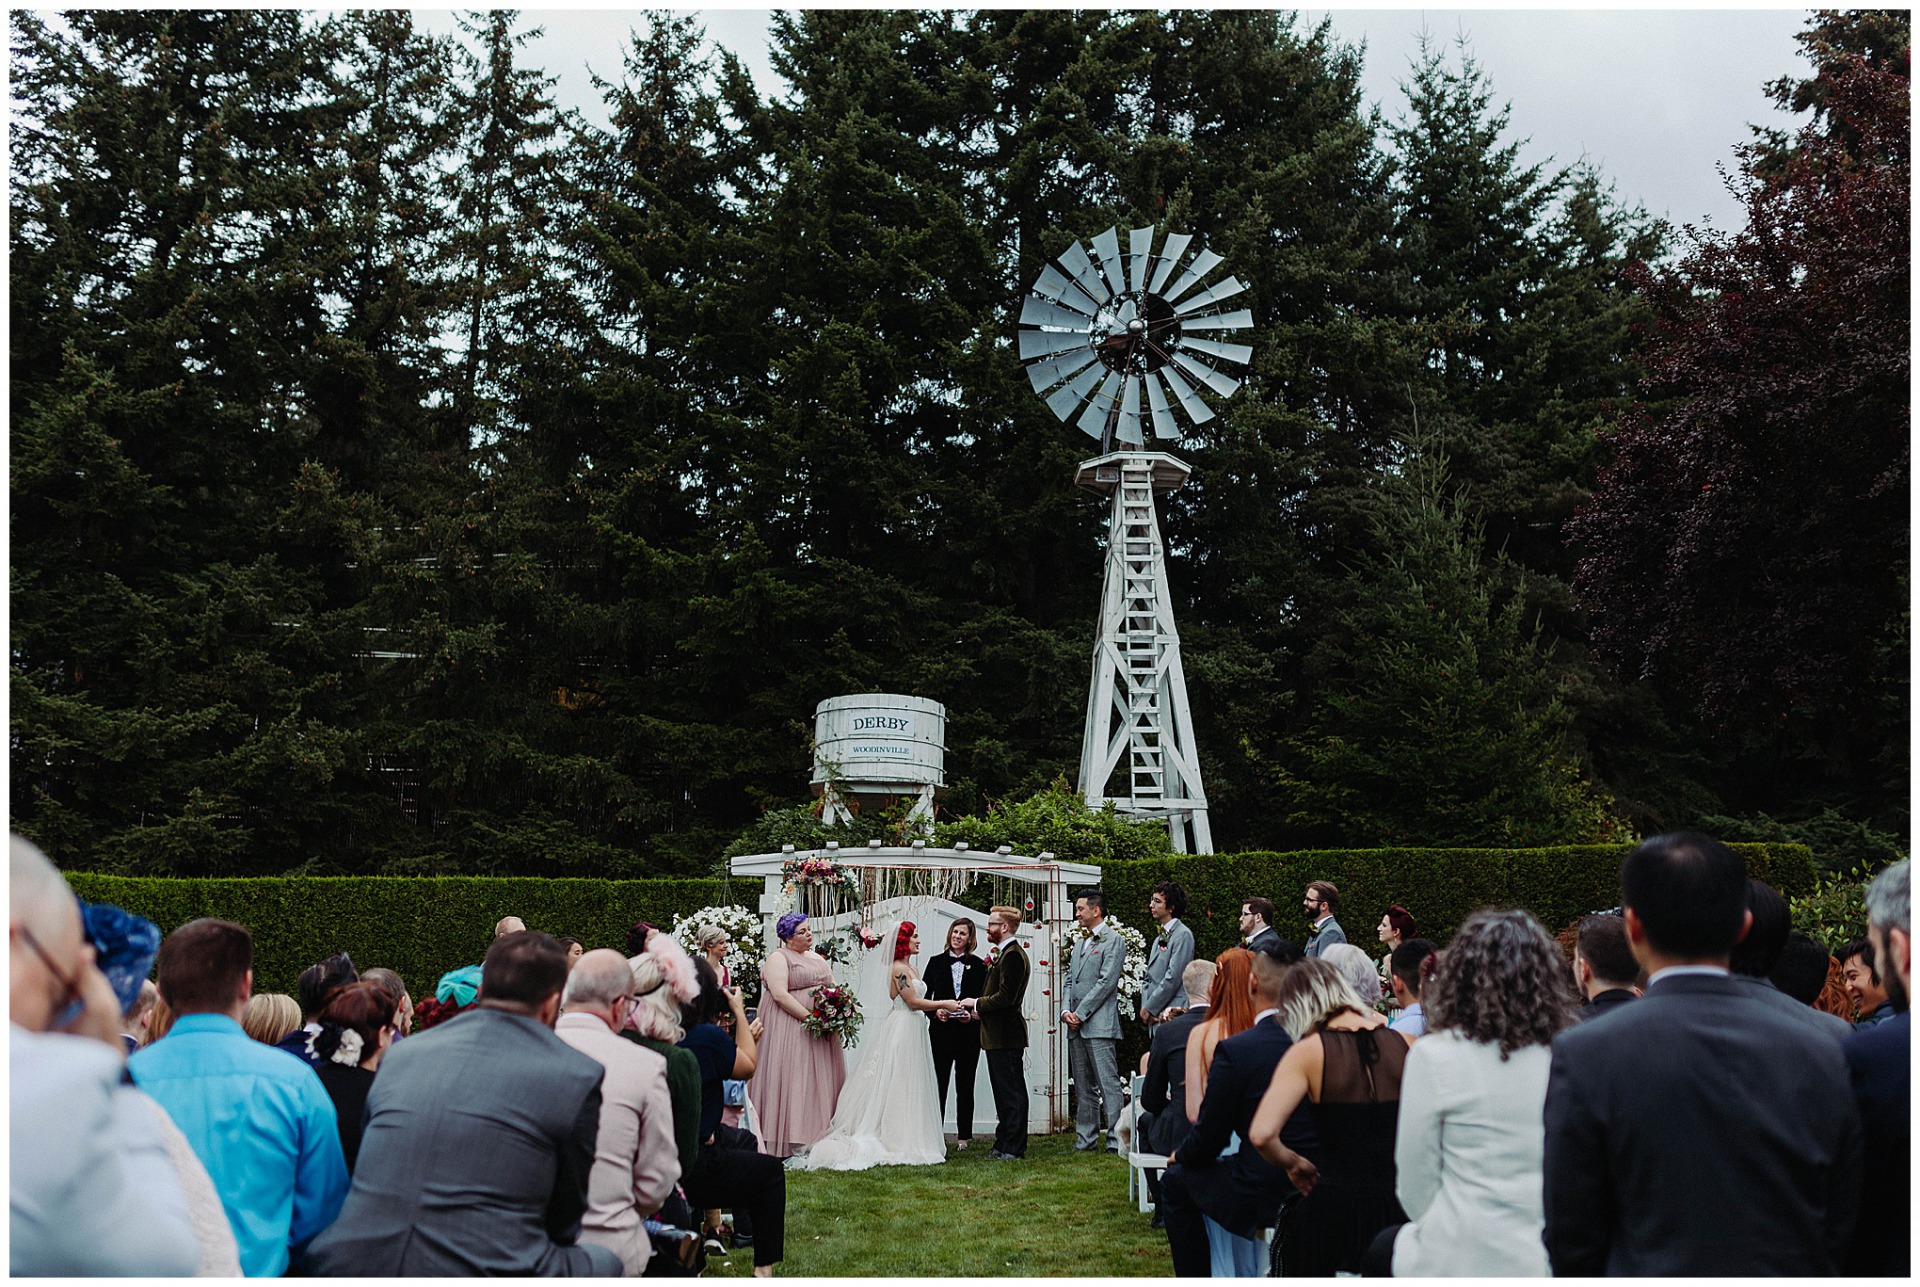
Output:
top-left (934, 997), bottom-right (978, 1022)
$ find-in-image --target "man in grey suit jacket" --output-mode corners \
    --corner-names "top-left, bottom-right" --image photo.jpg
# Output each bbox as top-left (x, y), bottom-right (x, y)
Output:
top-left (1302, 881), bottom-right (1346, 958)
top-left (308, 933), bottom-right (623, 1277)
top-left (1139, 881), bottom-right (1195, 1024)
top-left (1544, 834), bottom-right (1862, 1276)
top-left (1061, 890), bottom-right (1128, 1152)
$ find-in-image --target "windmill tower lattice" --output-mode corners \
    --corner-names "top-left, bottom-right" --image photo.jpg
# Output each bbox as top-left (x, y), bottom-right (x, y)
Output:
top-left (1019, 225), bottom-right (1253, 854)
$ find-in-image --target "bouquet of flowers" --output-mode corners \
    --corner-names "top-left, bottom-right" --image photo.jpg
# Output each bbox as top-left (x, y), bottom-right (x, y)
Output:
top-left (782, 852), bottom-right (851, 888)
top-left (1063, 913), bottom-right (1150, 1011)
top-left (802, 981), bottom-right (864, 1047)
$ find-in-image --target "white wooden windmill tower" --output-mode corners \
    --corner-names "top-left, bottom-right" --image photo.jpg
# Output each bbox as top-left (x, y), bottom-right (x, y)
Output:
top-left (1018, 226), bottom-right (1253, 854)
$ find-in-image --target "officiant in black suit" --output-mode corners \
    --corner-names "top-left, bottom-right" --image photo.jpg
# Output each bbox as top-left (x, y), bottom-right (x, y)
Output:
top-left (923, 918), bottom-right (988, 1150)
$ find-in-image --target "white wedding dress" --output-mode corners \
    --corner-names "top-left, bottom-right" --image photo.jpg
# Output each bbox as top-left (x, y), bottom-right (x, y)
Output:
top-left (788, 972), bottom-right (947, 1171)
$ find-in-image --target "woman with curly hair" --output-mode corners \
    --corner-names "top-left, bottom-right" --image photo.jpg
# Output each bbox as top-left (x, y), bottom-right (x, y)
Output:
top-left (1248, 956), bottom-right (1411, 1277)
top-left (1362, 909), bottom-right (1576, 1277)
top-left (791, 921), bottom-right (966, 1171)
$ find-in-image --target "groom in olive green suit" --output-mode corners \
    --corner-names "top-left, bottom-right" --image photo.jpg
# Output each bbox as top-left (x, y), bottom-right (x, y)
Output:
top-left (966, 905), bottom-right (1030, 1160)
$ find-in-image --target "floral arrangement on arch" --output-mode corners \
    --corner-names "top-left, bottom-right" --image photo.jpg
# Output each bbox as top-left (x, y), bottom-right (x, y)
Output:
top-left (782, 852), bottom-right (851, 888)
top-left (669, 903), bottom-right (763, 1002)
top-left (1062, 912), bottom-right (1149, 1011)
top-left (781, 851), bottom-right (857, 919)
top-left (802, 980), bottom-right (864, 1047)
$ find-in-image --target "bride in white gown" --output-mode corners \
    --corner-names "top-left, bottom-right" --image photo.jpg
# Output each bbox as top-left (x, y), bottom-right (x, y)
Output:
top-left (789, 922), bottom-right (964, 1171)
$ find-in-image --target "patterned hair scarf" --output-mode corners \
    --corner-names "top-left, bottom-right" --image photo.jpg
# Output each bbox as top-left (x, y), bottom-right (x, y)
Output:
top-left (79, 901), bottom-right (161, 1014)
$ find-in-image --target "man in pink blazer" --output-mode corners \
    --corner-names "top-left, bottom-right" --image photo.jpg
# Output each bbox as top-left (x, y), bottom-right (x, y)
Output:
top-left (557, 950), bottom-right (682, 1275)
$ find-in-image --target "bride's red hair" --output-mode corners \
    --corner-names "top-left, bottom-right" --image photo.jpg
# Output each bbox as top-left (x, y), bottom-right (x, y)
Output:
top-left (894, 921), bottom-right (917, 960)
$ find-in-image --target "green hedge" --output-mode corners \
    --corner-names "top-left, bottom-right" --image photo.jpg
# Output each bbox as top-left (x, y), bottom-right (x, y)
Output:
top-left (67, 841), bottom-right (1814, 1005)
top-left (64, 874), bottom-right (734, 997)
top-left (1090, 843), bottom-right (1818, 964)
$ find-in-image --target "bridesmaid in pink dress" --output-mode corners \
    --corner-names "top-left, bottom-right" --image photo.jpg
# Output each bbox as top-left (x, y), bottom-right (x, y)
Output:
top-left (749, 913), bottom-right (847, 1157)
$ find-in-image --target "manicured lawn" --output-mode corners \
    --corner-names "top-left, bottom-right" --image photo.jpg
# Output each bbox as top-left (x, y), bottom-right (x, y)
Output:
top-left (704, 1132), bottom-right (1173, 1277)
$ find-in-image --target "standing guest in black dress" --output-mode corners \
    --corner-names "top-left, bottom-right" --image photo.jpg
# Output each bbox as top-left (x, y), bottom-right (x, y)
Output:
top-left (1248, 957), bottom-right (1410, 1277)
top-left (309, 979), bottom-right (403, 1173)
top-left (922, 918), bottom-right (987, 1150)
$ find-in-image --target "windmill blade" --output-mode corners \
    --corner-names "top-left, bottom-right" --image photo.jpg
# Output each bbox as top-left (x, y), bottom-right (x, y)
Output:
top-left (1024, 347), bottom-right (1100, 393)
top-left (1035, 264), bottom-right (1102, 317)
top-left (1075, 370), bottom-right (1126, 439)
top-left (1127, 227), bottom-right (1154, 293)
top-left (1147, 232), bottom-right (1192, 294)
top-left (1019, 327), bottom-right (1091, 359)
top-left (1177, 308), bottom-right (1254, 333)
top-left (1180, 336), bottom-right (1253, 366)
top-left (1090, 227), bottom-right (1127, 298)
top-left (1045, 361), bottom-right (1108, 423)
top-left (1174, 276), bottom-right (1247, 315)
top-left (1145, 369), bottom-right (1179, 439)
top-left (1162, 247), bottom-right (1225, 305)
top-left (1115, 372), bottom-right (1144, 443)
top-left (1019, 296), bottom-right (1097, 332)
top-left (1172, 349), bottom-right (1243, 399)
top-left (1057, 240), bottom-right (1109, 303)
top-left (1159, 363), bottom-right (1215, 425)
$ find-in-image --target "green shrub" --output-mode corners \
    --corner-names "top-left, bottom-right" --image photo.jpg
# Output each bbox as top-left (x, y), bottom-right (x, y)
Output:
top-left (1789, 864), bottom-right (1875, 952)
top-left (65, 873), bottom-right (731, 998)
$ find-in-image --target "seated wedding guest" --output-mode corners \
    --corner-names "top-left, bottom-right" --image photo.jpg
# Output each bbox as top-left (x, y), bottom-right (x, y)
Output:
top-left (558, 937), bottom-right (587, 971)
top-left (243, 992), bottom-right (303, 1046)
top-left (360, 968), bottom-right (414, 1037)
top-left (1249, 957), bottom-right (1410, 1277)
top-left (1160, 940), bottom-right (1312, 1278)
top-left (307, 931), bottom-right (622, 1276)
top-left (1845, 859), bottom-right (1908, 1277)
top-left (11, 836), bottom-right (200, 1276)
top-left (1570, 912), bottom-right (1640, 1021)
top-left (434, 915), bottom-right (529, 1009)
top-left (1323, 942), bottom-right (1383, 1011)
top-left (1358, 910), bottom-right (1574, 1276)
top-left (310, 980), bottom-right (403, 1173)
top-left (1731, 880), bottom-right (1850, 1040)
top-left (1543, 833), bottom-right (1863, 1275)
top-left (559, 950), bottom-right (680, 1275)
top-left (122, 977), bottom-right (160, 1053)
top-left (1386, 939), bottom-right (1436, 1038)
top-left (279, 952), bottom-right (358, 1066)
top-left (1771, 931), bottom-right (1839, 1005)
top-left (146, 991), bottom-right (176, 1044)
top-left (1184, 949), bottom-right (1257, 1125)
top-left (679, 959), bottom-right (783, 1278)
top-left (622, 937), bottom-right (708, 1268)
top-left (1840, 937), bottom-right (1894, 1027)
top-left (1139, 958), bottom-right (1217, 1157)
top-left (130, 917), bottom-right (349, 1276)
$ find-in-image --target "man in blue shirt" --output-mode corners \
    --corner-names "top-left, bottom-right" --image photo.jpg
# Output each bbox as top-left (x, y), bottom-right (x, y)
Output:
top-left (131, 918), bottom-right (349, 1276)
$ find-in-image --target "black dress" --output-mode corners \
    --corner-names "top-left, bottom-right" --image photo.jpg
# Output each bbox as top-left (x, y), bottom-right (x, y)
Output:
top-left (315, 1062), bottom-right (378, 1172)
top-left (1280, 1026), bottom-right (1410, 1277)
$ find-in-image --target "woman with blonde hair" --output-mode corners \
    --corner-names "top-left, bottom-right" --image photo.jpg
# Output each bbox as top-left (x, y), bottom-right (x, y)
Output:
top-left (1248, 957), bottom-right (1411, 1276)
top-left (242, 993), bottom-right (301, 1046)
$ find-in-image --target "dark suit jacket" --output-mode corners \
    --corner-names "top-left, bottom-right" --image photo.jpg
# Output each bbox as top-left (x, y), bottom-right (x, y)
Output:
top-left (1543, 972), bottom-right (1863, 1277)
top-left (306, 1006), bottom-right (622, 1277)
top-left (922, 951), bottom-right (987, 1053)
top-left (1843, 1009), bottom-right (1909, 1276)
top-left (976, 940), bottom-right (1029, 1051)
top-left (1173, 1016), bottom-right (1319, 1238)
top-left (1574, 987), bottom-right (1639, 1023)
top-left (1139, 1003), bottom-right (1209, 1156)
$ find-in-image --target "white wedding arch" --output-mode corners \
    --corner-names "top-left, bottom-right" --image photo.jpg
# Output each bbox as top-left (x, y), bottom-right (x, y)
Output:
top-left (728, 841), bottom-right (1104, 1136)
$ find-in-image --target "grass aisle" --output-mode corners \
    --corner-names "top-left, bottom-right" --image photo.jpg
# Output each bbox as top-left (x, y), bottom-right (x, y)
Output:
top-left (705, 1133), bottom-right (1174, 1277)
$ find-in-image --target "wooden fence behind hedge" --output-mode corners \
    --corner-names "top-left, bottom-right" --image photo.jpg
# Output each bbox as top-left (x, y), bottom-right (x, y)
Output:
top-left (67, 842), bottom-right (1813, 999)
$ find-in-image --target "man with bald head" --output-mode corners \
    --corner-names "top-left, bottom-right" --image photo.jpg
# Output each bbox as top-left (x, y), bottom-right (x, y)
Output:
top-left (556, 950), bottom-right (681, 1274)
top-left (11, 835), bottom-right (199, 1275)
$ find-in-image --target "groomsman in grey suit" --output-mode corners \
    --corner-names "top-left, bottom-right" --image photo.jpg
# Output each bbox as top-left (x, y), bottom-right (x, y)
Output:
top-left (1062, 891), bottom-right (1128, 1152)
top-left (1303, 881), bottom-right (1347, 958)
top-left (1140, 882), bottom-right (1196, 1024)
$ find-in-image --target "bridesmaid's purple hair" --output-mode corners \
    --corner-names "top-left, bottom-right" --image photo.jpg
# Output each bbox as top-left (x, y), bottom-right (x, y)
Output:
top-left (775, 912), bottom-right (809, 942)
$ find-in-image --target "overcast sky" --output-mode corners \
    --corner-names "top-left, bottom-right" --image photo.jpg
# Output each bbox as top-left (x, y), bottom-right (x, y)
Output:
top-left (419, 6), bottom-right (1817, 239)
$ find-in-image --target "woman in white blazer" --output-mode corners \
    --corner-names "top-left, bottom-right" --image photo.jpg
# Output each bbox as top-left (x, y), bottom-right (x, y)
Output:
top-left (1363, 909), bottom-right (1579, 1277)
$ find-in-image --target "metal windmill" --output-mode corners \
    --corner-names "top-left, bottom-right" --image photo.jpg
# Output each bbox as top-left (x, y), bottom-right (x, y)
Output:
top-left (1019, 225), bottom-right (1253, 854)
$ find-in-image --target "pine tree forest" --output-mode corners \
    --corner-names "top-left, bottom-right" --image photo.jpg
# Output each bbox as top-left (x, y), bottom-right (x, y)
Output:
top-left (11, 10), bottom-right (1908, 878)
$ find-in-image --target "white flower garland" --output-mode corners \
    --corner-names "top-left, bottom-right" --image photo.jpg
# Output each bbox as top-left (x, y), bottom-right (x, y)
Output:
top-left (669, 903), bottom-right (763, 1000)
top-left (1062, 913), bottom-right (1150, 1011)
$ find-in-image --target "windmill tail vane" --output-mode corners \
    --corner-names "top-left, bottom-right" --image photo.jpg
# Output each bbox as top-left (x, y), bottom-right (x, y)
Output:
top-left (1018, 225), bottom-right (1254, 452)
